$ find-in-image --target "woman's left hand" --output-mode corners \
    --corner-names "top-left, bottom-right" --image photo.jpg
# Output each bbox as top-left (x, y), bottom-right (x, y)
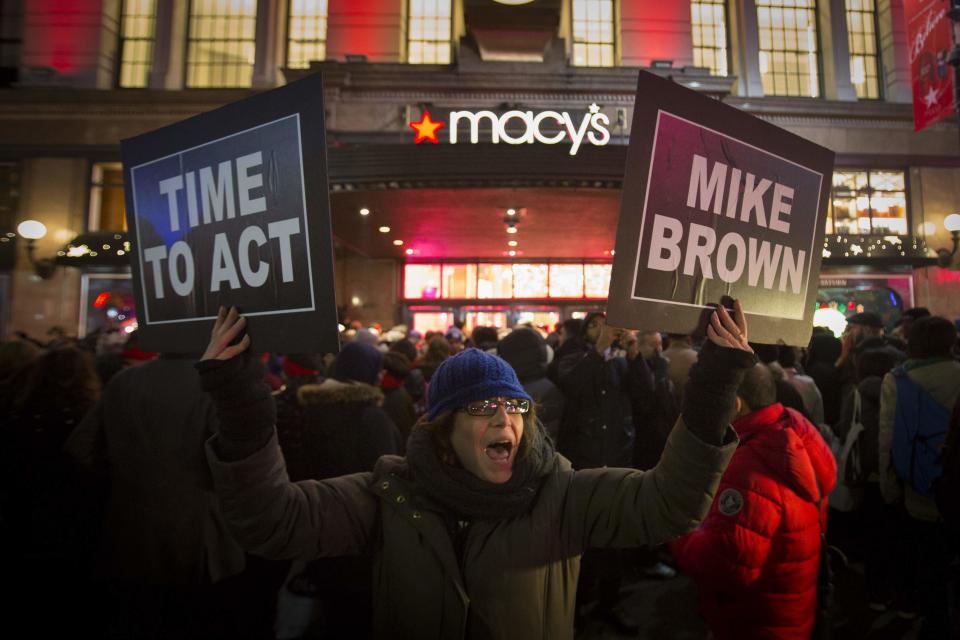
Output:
top-left (201, 306), bottom-right (251, 361)
top-left (706, 299), bottom-right (752, 354)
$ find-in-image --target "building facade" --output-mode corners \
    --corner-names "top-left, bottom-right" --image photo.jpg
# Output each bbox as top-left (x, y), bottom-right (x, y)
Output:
top-left (0, 0), bottom-right (957, 341)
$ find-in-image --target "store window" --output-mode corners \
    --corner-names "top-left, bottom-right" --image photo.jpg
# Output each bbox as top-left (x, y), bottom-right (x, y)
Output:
top-left (584, 264), bottom-right (611, 298)
top-left (829, 169), bottom-right (908, 235)
top-left (691, 0), bottom-right (728, 76)
top-left (286, 0), bottom-right (328, 69)
top-left (477, 264), bottom-right (514, 299)
top-left (186, 0), bottom-right (257, 88)
top-left (571, 0), bottom-right (615, 67)
top-left (404, 263), bottom-right (612, 300)
top-left (442, 263), bottom-right (477, 298)
top-left (844, 0), bottom-right (880, 99)
top-left (411, 310), bottom-right (453, 334)
top-left (118, 0), bottom-right (157, 88)
top-left (407, 0), bottom-right (452, 64)
top-left (463, 308), bottom-right (508, 334)
top-left (756, 0), bottom-right (820, 97)
top-left (404, 264), bottom-right (441, 299)
top-left (89, 163), bottom-right (127, 231)
top-left (549, 264), bottom-right (584, 298)
top-left (513, 264), bottom-right (549, 298)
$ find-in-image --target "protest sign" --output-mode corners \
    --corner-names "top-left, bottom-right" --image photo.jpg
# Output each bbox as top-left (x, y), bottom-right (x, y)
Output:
top-left (607, 71), bottom-right (834, 346)
top-left (121, 73), bottom-right (338, 354)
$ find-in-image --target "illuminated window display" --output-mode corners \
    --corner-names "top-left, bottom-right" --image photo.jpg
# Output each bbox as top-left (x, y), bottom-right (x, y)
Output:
top-left (404, 263), bottom-right (612, 300)
top-left (830, 170), bottom-right (908, 235)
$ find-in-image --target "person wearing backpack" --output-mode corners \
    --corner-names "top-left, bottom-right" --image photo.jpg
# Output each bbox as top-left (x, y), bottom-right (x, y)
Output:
top-left (878, 316), bottom-right (960, 638)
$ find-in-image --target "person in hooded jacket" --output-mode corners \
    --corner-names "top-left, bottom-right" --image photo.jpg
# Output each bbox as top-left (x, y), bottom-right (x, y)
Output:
top-left (497, 327), bottom-right (564, 443)
top-left (671, 362), bottom-right (837, 640)
top-left (196, 303), bottom-right (756, 640)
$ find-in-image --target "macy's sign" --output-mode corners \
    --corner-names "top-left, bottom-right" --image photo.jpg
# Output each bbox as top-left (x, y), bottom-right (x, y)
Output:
top-left (409, 103), bottom-right (611, 156)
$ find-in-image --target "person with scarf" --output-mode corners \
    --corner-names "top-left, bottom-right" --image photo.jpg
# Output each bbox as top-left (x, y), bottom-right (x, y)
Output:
top-left (197, 303), bottom-right (756, 639)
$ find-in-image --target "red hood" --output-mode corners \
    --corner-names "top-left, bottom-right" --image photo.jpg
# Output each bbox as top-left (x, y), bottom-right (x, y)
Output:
top-left (733, 403), bottom-right (836, 502)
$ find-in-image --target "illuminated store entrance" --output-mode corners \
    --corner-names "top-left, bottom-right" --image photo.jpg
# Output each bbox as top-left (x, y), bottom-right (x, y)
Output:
top-left (403, 261), bottom-right (611, 334)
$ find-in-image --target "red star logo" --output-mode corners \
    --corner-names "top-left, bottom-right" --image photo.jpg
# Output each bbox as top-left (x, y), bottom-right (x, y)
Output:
top-left (409, 111), bottom-right (445, 144)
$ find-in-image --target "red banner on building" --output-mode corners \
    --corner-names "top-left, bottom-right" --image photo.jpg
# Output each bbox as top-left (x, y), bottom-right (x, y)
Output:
top-left (905, 0), bottom-right (956, 131)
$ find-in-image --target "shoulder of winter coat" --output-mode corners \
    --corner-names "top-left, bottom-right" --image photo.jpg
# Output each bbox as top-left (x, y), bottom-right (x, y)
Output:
top-left (298, 378), bottom-right (384, 406)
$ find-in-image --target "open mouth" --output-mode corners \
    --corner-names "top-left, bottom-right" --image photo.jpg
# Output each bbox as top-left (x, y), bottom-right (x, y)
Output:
top-left (484, 440), bottom-right (514, 462)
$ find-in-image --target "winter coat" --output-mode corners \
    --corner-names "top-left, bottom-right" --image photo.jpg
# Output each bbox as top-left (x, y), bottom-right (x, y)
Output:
top-left (671, 404), bottom-right (837, 640)
top-left (633, 355), bottom-right (678, 471)
top-left (63, 358), bottom-right (245, 585)
top-left (557, 349), bottom-right (653, 469)
top-left (879, 358), bottom-right (960, 522)
top-left (206, 416), bottom-right (736, 640)
top-left (295, 379), bottom-right (403, 481)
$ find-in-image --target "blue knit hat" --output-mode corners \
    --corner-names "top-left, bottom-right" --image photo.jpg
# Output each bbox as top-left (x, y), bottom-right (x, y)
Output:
top-left (426, 348), bottom-right (533, 421)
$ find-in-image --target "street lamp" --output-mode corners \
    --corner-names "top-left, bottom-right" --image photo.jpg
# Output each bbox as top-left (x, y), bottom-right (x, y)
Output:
top-left (16, 219), bottom-right (56, 278)
top-left (936, 213), bottom-right (960, 267)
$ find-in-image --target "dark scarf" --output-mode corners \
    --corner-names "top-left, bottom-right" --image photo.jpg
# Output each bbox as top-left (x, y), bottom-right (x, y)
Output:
top-left (405, 424), bottom-right (557, 521)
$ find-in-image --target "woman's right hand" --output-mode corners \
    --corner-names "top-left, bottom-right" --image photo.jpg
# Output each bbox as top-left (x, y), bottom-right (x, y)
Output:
top-left (202, 306), bottom-right (251, 361)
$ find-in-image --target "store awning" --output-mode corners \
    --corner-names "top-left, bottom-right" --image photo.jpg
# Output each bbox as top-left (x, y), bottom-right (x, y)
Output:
top-left (820, 234), bottom-right (937, 267)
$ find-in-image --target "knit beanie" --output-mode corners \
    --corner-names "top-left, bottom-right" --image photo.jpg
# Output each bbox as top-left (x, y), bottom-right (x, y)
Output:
top-left (426, 348), bottom-right (532, 421)
top-left (334, 341), bottom-right (383, 385)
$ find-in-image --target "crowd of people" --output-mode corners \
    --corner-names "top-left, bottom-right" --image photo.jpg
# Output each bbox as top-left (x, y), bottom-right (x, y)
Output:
top-left (0, 303), bottom-right (958, 639)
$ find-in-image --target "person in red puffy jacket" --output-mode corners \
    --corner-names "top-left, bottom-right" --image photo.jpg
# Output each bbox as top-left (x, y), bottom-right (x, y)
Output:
top-left (671, 362), bottom-right (837, 640)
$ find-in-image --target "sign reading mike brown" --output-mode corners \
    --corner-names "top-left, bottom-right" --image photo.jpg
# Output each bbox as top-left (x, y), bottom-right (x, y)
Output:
top-left (607, 72), bottom-right (834, 346)
top-left (122, 73), bottom-right (338, 354)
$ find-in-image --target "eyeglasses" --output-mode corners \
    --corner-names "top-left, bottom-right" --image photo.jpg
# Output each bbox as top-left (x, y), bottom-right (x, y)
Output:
top-left (462, 398), bottom-right (531, 417)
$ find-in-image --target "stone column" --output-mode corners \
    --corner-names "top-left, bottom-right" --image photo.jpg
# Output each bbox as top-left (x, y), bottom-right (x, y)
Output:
top-left (877, 0), bottom-right (911, 102)
top-left (733, 0), bottom-right (765, 96)
top-left (252, 0), bottom-right (284, 87)
top-left (821, 0), bottom-right (857, 100)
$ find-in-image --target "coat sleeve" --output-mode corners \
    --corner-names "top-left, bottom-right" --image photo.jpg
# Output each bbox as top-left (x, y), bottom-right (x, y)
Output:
top-left (670, 475), bottom-right (783, 590)
top-left (206, 432), bottom-right (379, 561)
top-left (878, 372), bottom-right (902, 504)
top-left (559, 417), bottom-right (737, 550)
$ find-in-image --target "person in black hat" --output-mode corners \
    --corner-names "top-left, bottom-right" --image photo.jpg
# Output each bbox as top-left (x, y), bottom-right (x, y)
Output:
top-left (195, 304), bottom-right (758, 640)
top-left (893, 307), bottom-right (931, 345)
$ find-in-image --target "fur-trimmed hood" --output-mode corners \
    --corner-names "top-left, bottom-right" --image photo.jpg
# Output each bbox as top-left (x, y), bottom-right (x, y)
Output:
top-left (297, 378), bottom-right (384, 407)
